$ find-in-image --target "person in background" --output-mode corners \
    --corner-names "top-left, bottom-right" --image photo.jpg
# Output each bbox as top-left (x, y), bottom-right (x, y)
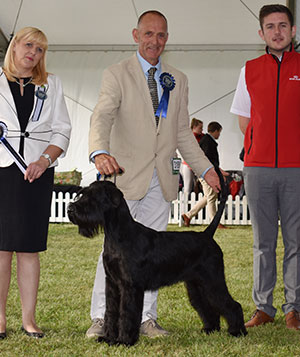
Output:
top-left (0, 27), bottom-right (71, 339)
top-left (87, 10), bottom-right (221, 339)
top-left (180, 118), bottom-right (204, 195)
top-left (231, 4), bottom-right (300, 330)
top-left (182, 121), bottom-right (228, 228)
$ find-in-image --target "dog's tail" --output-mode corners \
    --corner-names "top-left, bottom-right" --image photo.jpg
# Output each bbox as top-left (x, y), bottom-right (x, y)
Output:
top-left (204, 166), bottom-right (229, 238)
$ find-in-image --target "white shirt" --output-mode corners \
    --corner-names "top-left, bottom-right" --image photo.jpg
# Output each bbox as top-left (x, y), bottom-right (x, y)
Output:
top-left (136, 51), bottom-right (162, 99)
top-left (230, 54), bottom-right (283, 118)
top-left (230, 66), bottom-right (251, 118)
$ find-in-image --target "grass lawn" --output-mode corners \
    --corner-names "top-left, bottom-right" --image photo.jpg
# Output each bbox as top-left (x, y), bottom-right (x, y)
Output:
top-left (2, 224), bottom-right (300, 356)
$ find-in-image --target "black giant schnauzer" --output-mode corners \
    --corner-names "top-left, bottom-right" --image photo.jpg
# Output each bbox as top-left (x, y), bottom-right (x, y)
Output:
top-left (68, 168), bottom-right (247, 346)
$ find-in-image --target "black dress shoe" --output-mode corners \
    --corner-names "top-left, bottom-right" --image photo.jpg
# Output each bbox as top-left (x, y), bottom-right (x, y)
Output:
top-left (0, 331), bottom-right (6, 339)
top-left (21, 326), bottom-right (44, 339)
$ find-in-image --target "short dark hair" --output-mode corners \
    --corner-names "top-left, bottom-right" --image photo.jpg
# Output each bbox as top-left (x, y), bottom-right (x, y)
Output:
top-left (190, 118), bottom-right (203, 129)
top-left (207, 122), bottom-right (222, 133)
top-left (259, 4), bottom-right (293, 29)
top-left (137, 10), bottom-right (168, 29)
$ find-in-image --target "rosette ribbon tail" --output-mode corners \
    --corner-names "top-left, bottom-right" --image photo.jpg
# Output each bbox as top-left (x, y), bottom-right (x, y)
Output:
top-left (155, 89), bottom-right (170, 119)
top-left (155, 72), bottom-right (176, 119)
top-left (0, 121), bottom-right (27, 174)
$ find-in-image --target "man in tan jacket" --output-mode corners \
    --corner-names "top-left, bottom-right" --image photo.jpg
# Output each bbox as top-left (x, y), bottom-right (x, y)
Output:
top-left (87, 10), bottom-right (220, 339)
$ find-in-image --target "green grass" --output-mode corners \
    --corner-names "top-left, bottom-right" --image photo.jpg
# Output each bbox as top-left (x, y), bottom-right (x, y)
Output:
top-left (2, 224), bottom-right (300, 356)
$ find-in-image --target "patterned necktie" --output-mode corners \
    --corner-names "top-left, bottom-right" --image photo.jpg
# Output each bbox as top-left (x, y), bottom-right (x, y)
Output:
top-left (147, 67), bottom-right (159, 127)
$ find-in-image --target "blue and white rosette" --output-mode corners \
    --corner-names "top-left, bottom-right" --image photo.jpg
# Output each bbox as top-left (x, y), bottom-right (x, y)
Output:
top-left (35, 85), bottom-right (48, 100)
top-left (155, 72), bottom-right (176, 118)
top-left (32, 85), bottom-right (48, 122)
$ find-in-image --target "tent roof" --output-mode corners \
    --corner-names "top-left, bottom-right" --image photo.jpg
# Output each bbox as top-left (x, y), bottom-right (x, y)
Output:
top-left (0, 0), bottom-right (286, 52)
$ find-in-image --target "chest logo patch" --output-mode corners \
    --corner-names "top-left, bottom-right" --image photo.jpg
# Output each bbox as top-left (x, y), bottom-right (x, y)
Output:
top-left (289, 75), bottom-right (300, 81)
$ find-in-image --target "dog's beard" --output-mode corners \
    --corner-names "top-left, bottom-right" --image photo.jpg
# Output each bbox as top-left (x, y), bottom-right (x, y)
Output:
top-left (68, 204), bottom-right (101, 238)
top-left (78, 223), bottom-right (99, 238)
top-left (73, 214), bottom-right (100, 238)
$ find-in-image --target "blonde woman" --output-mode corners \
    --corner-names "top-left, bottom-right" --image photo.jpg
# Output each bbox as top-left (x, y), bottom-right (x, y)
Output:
top-left (0, 27), bottom-right (71, 339)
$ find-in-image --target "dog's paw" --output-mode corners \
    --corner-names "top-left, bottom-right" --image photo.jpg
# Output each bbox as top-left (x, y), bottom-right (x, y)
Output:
top-left (202, 326), bottom-right (220, 335)
top-left (117, 339), bottom-right (137, 347)
top-left (97, 336), bottom-right (136, 347)
top-left (97, 336), bottom-right (118, 346)
top-left (228, 326), bottom-right (248, 337)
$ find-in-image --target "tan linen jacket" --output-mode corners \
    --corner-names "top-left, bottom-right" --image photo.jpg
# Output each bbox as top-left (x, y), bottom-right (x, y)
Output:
top-left (89, 54), bottom-right (211, 202)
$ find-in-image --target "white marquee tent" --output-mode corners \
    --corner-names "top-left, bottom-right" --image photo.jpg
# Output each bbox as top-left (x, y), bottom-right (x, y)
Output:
top-left (0, 0), bottom-right (293, 186)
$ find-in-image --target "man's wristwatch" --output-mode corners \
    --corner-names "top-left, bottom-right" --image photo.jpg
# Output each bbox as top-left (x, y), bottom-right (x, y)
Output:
top-left (41, 153), bottom-right (52, 166)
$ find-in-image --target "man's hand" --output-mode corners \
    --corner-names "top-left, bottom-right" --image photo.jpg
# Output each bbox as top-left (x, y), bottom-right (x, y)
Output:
top-left (94, 153), bottom-right (125, 176)
top-left (203, 167), bottom-right (221, 192)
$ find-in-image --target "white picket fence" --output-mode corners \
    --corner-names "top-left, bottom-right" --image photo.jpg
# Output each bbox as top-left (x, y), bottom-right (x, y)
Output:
top-left (50, 192), bottom-right (77, 223)
top-left (169, 192), bottom-right (251, 226)
top-left (50, 191), bottom-right (251, 225)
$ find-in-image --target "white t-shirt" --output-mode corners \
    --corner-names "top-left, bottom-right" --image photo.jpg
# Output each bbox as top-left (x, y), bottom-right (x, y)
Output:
top-left (230, 66), bottom-right (251, 118)
top-left (231, 54), bottom-right (283, 118)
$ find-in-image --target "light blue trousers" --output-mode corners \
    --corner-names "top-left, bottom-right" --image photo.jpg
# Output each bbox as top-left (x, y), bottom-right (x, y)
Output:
top-left (244, 167), bottom-right (300, 317)
top-left (90, 169), bottom-right (170, 322)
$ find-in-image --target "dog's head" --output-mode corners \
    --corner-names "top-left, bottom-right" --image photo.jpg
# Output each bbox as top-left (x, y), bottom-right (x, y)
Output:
top-left (68, 181), bottom-right (124, 238)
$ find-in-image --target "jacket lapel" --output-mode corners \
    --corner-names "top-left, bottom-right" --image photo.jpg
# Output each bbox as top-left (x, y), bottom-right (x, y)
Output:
top-left (128, 54), bottom-right (149, 102)
top-left (0, 69), bottom-right (18, 121)
top-left (127, 55), bottom-right (158, 128)
top-left (0, 68), bottom-right (47, 132)
top-left (26, 84), bottom-right (46, 130)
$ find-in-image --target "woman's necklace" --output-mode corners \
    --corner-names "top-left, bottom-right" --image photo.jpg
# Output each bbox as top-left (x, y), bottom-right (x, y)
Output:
top-left (15, 77), bottom-right (33, 88)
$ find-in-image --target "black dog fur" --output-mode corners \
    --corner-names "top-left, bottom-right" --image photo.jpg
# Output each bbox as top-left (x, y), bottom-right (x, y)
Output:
top-left (68, 168), bottom-right (247, 346)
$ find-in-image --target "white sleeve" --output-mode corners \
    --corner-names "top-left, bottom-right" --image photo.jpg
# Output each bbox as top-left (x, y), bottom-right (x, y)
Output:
top-left (230, 66), bottom-right (251, 118)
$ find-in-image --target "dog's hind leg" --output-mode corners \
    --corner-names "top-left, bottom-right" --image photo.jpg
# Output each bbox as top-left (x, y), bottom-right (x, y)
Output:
top-left (196, 273), bottom-right (247, 337)
top-left (222, 299), bottom-right (247, 337)
top-left (211, 289), bottom-right (247, 337)
top-left (185, 280), bottom-right (221, 334)
top-left (98, 277), bottom-right (120, 345)
top-left (117, 285), bottom-right (144, 346)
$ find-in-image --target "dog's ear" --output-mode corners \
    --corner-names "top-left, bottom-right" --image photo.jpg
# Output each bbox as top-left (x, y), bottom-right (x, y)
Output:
top-left (108, 186), bottom-right (124, 208)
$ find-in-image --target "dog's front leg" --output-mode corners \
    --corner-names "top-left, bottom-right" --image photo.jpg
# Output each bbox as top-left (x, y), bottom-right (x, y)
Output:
top-left (98, 276), bottom-right (120, 345)
top-left (117, 284), bottom-right (144, 346)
